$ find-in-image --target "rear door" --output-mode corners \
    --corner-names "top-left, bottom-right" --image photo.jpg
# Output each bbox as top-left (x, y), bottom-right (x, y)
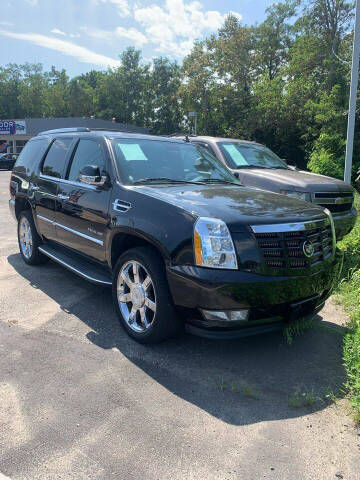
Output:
top-left (34, 137), bottom-right (74, 241)
top-left (55, 137), bottom-right (112, 263)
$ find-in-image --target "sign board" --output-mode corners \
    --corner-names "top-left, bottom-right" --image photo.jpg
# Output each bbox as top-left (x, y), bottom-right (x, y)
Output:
top-left (0, 120), bottom-right (26, 135)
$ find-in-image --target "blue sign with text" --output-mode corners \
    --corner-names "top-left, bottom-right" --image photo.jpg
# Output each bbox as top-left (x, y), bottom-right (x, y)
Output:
top-left (0, 121), bottom-right (16, 135)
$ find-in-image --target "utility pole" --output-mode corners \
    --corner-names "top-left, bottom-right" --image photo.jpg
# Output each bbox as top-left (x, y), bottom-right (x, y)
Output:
top-left (188, 111), bottom-right (198, 136)
top-left (344, 0), bottom-right (360, 184)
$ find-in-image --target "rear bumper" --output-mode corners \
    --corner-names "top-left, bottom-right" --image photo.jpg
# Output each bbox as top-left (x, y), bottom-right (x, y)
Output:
top-left (333, 207), bottom-right (357, 240)
top-left (167, 249), bottom-right (343, 338)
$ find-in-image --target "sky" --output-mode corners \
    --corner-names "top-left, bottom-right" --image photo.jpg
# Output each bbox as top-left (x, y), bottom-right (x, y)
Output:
top-left (0, 0), bottom-right (275, 77)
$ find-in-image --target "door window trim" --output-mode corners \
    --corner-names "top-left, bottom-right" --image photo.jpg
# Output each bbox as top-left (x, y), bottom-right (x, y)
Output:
top-left (40, 136), bottom-right (75, 179)
top-left (65, 137), bottom-right (108, 182)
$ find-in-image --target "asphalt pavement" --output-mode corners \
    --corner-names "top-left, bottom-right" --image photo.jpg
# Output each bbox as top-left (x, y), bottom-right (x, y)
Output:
top-left (0, 170), bottom-right (359, 480)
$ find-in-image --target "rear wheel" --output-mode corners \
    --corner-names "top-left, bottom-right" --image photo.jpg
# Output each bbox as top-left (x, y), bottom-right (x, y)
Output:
top-left (17, 210), bottom-right (49, 265)
top-left (113, 247), bottom-right (182, 343)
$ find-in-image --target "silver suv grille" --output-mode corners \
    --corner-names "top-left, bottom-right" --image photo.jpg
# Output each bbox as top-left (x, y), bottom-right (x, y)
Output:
top-left (312, 192), bottom-right (353, 214)
top-left (251, 217), bottom-right (335, 275)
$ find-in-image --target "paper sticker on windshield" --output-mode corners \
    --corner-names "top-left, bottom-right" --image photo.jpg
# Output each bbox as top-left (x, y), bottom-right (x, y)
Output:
top-left (222, 144), bottom-right (248, 166)
top-left (118, 143), bottom-right (148, 161)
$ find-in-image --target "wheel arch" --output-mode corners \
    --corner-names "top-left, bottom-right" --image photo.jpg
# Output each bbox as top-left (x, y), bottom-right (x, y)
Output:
top-left (108, 229), bottom-right (170, 270)
top-left (15, 196), bottom-right (33, 220)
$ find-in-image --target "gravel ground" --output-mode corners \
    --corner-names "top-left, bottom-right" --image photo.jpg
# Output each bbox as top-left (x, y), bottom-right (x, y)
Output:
top-left (0, 170), bottom-right (359, 480)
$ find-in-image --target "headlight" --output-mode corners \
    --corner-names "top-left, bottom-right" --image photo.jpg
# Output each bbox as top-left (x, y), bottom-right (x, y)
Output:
top-left (194, 217), bottom-right (238, 269)
top-left (280, 190), bottom-right (311, 202)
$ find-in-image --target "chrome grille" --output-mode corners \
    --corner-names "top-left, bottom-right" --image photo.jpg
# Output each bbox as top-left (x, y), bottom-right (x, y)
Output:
top-left (251, 218), bottom-right (334, 274)
top-left (312, 192), bottom-right (353, 214)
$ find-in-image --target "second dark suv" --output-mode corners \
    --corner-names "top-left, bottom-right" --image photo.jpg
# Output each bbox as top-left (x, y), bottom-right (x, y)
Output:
top-left (173, 135), bottom-right (357, 241)
top-left (9, 128), bottom-right (343, 343)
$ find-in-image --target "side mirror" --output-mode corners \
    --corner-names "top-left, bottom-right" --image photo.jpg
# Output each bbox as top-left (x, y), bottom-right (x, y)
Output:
top-left (233, 171), bottom-right (240, 179)
top-left (79, 165), bottom-right (106, 186)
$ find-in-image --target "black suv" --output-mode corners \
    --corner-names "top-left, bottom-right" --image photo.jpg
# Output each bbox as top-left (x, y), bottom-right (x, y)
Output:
top-left (9, 128), bottom-right (343, 343)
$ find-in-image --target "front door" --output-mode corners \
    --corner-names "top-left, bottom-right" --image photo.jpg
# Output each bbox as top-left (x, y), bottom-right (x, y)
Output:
top-left (55, 137), bottom-right (111, 263)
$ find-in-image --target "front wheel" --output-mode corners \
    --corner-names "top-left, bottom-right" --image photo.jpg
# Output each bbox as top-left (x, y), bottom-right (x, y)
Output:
top-left (112, 247), bottom-right (182, 343)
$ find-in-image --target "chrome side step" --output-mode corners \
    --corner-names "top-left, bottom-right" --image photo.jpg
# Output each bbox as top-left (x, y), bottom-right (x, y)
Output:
top-left (38, 244), bottom-right (112, 286)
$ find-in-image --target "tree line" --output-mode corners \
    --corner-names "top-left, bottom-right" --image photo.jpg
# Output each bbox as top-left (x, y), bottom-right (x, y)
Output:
top-left (0, 0), bottom-right (359, 183)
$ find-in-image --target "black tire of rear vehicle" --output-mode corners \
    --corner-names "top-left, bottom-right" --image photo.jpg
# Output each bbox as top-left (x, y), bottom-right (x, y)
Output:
top-left (112, 246), bottom-right (183, 344)
top-left (17, 210), bottom-right (49, 265)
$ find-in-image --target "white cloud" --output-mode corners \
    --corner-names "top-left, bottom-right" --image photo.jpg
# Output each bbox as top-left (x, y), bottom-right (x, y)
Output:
top-left (82, 26), bottom-right (147, 47)
top-left (99, 0), bottom-right (131, 17)
top-left (115, 26), bottom-right (147, 46)
top-left (0, 21), bottom-right (14, 26)
top-left (70, 32), bottom-right (81, 38)
top-left (51, 28), bottom-right (66, 36)
top-left (0, 29), bottom-right (121, 68)
top-left (133, 0), bottom-right (241, 57)
top-left (24, 0), bottom-right (38, 5)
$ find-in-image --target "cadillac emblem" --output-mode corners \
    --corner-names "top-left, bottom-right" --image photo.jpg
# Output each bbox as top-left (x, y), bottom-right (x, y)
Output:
top-left (302, 240), bottom-right (315, 258)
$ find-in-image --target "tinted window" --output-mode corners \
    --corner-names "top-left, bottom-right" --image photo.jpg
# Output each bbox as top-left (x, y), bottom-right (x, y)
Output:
top-left (14, 139), bottom-right (49, 174)
top-left (67, 139), bottom-right (105, 181)
top-left (42, 138), bottom-right (73, 178)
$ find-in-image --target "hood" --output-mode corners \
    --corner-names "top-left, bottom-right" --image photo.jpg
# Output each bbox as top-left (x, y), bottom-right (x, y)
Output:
top-left (236, 168), bottom-right (353, 193)
top-left (133, 184), bottom-right (327, 232)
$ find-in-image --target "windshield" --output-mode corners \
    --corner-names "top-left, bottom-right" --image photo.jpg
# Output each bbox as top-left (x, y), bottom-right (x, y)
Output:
top-left (218, 142), bottom-right (289, 170)
top-left (112, 138), bottom-right (241, 185)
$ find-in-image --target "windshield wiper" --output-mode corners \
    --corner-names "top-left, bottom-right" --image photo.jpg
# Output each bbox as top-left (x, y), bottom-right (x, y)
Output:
top-left (270, 166), bottom-right (290, 170)
top-left (201, 178), bottom-right (241, 186)
top-left (236, 165), bottom-right (272, 169)
top-left (133, 177), bottom-right (204, 185)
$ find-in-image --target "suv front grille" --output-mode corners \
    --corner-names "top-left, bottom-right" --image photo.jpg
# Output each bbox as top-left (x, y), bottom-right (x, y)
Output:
top-left (252, 218), bottom-right (334, 275)
top-left (312, 192), bottom-right (353, 214)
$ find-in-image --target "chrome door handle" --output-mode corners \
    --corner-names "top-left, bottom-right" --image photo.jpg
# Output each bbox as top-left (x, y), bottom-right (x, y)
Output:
top-left (31, 185), bottom-right (40, 191)
top-left (58, 194), bottom-right (70, 200)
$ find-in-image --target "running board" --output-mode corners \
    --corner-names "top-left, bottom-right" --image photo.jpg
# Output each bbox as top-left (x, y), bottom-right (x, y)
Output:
top-left (38, 244), bottom-right (112, 286)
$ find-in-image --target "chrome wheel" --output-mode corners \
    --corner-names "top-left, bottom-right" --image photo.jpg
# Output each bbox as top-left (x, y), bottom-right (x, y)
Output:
top-left (19, 217), bottom-right (33, 259)
top-left (117, 260), bottom-right (156, 333)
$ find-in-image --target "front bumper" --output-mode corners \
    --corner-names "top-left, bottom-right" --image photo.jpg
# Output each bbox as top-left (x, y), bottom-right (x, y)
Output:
top-left (9, 198), bottom-right (16, 220)
top-left (332, 207), bottom-right (357, 240)
top-left (167, 249), bottom-right (343, 338)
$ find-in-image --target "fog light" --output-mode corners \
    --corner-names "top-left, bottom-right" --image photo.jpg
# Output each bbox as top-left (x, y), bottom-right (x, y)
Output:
top-left (201, 309), bottom-right (249, 322)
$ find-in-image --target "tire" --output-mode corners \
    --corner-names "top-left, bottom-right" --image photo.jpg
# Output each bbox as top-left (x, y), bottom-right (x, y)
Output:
top-left (17, 210), bottom-right (49, 265)
top-left (112, 246), bottom-right (182, 344)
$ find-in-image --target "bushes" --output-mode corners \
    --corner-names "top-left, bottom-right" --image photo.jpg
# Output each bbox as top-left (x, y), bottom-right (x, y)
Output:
top-left (308, 133), bottom-right (346, 179)
top-left (337, 192), bottom-right (360, 421)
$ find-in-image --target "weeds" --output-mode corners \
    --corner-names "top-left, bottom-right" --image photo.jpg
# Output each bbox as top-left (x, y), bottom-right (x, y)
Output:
top-left (240, 384), bottom-right (261, 399)
top-left (337, 191), bottom-right (360, 423)
top-left (283, 317), bottom-right (315, 345)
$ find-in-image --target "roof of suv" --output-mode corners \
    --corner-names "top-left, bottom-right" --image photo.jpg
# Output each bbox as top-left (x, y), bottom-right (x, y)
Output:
top-left (37, 128), bottom-right (187, 145)
top-left (172, 135), bottom-right (263, 147)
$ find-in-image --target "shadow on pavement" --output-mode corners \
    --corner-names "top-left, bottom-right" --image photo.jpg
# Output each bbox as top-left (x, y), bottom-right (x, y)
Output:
top-left (8, 252), bottom-right (346, 426)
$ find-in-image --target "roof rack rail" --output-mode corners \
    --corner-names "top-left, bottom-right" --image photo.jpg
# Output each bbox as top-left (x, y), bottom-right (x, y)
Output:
top-left (37, 127), bottom-right (91, 136)
top-left (167, 133), bottom-right (197, 138)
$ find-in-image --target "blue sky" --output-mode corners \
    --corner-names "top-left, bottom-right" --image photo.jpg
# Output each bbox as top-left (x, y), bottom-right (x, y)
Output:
top-left (0, 0), bottom-right (274, 77)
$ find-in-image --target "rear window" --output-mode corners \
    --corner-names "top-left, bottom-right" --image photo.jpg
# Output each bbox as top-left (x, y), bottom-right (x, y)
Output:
top-left (42, 138), bottom-right (73, 178)
top-left (14, 139), bottom-right (50, 174)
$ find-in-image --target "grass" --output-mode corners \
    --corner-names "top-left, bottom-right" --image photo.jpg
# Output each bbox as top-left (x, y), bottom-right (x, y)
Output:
top-left (288, 389), bottom-right (303, 408)
top-left (287, 389), bottom-right (318, 408)
top-left (336, 191), bottom-right (360, 422)
top-left (240, 384), bottom-right (261, 399)
top-left (283, 317), bottom-right (315, 345)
